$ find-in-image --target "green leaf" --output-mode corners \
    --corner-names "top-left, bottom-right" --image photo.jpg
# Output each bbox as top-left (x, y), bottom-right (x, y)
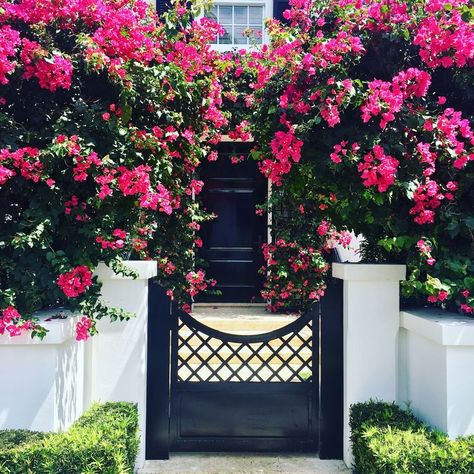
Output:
top-left (121, 103), bottom-right (133, 124)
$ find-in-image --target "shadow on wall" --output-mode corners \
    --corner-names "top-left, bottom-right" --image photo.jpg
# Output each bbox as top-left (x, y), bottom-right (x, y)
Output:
top-left (57, 340), bottom-right (84, 431)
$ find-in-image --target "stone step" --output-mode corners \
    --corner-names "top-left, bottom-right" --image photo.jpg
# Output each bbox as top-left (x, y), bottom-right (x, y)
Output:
top-left (190, 315), bottom-right (299, 332)
top-left (139, 453), bottom-right (351, 474)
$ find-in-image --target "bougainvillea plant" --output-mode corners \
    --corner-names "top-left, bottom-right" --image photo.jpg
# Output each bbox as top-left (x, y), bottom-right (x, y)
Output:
top-left (226, 0), bottom-right (473, 313)
top-left (1, 0), bottom-right (473, 339)
top-left (0, 0), bottom-right (228, 339)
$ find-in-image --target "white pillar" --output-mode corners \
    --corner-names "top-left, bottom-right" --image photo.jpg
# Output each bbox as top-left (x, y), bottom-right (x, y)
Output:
top-left (86, 260), bottom-right (157, 469)
top-left (332, 263), bottom-right (405, 468)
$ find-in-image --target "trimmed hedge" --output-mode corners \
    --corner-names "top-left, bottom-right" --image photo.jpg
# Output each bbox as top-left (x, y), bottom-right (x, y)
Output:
top-left (350, 401), bottom-right (474, 474)
top-left (0, 402), bottom-right (139, 474)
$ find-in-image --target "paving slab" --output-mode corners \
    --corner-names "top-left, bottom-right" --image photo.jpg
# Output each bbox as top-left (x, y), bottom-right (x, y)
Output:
top-left (139, 453), bottom-right (351, 474)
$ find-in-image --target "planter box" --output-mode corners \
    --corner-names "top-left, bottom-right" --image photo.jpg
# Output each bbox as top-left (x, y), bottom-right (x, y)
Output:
top-left (0, 310), bottom-right (83, 432)
top-left (399, 308), bottom-right (474, 438)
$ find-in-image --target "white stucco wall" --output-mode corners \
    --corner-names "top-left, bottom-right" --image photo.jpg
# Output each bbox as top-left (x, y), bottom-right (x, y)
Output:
top-left (0, 311), bottom-right (84, 432)
top-left (399, 309), bottom-right (474, 439)
top-left (0, 261), bottom-right (156, 471)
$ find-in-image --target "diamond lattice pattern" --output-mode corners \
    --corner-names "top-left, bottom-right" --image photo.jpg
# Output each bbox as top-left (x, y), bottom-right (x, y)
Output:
top-left (177, 318), bottom-right (313, 383)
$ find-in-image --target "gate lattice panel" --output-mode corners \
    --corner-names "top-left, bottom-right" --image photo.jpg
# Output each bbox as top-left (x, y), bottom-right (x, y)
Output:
top-left (168, 305), bottom-right (319, 452)
top-left (176, 310), bottom-right (313, 383)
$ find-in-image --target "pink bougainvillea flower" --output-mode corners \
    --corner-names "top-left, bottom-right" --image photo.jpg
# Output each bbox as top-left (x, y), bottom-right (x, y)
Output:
top-left (57, 266), bottom-right (93, 298)
top-left (76, 316), bottom-right (93, 341)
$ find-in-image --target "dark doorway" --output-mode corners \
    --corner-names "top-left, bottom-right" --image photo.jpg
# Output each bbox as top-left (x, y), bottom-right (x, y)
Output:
top-left (197, 144), bottom-right (267, 302)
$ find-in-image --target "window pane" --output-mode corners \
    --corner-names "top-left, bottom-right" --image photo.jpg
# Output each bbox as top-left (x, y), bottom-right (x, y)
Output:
top-left (233, 26), bottom-right (248, 44)
top-left (249, 6), bottom-right (263, 24)
top-left (249, 25), bottom-right (263, 44)
top-left (219, 6), bottom-right (232, 24)
top-left (234, 6), bottom-right (248, 25)
top-left (220, 25), bottom-right (233, 44)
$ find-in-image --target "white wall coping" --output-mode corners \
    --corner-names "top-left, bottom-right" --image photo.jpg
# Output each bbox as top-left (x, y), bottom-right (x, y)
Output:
top-left (332, 262), bottom-right (406, 281)
top-left (94, 260), bottom-right (158, 281)
top-left (401, 309), bottom-right (474, 346)
top-left (0, 309), bottom-right (79, 345)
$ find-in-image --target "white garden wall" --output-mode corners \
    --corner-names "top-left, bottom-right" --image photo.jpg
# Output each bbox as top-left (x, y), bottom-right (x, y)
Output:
top-left (0, 311), bottom-right (84, 432)
top-left (398, 308), bottom-right (474, 438)
top-left (0, 260), bottom-right (156, 471)
top-left (86, 261), bottom-right (157, 467)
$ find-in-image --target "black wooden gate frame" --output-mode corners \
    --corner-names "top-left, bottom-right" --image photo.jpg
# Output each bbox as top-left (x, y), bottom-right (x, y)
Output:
top-left (146, 276), bottom-right (343, 460)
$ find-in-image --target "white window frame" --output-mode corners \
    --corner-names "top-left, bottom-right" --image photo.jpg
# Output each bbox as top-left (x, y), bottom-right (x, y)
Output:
top-left (202, 0), bottom-right (272, 51)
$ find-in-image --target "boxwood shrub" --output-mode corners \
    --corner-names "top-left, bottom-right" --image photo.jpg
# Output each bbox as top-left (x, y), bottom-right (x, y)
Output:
top-left (350, 400), bottom-right (474, 474)
top-left (0, 402), bottom-right (139, 474)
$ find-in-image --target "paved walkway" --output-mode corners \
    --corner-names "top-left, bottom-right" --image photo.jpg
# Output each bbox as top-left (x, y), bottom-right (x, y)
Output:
top-left (139, 453), bottom-right (351, 474)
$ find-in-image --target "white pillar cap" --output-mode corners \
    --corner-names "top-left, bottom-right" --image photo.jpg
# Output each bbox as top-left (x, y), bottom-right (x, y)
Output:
top-left (332, 262), bottom-right (406, 281)
top-left (94, 260), bottom-right (158, 281)
top-left (0, 309), bottom-right (79, 345)
top-left (401, 309), bottom-right (474, 346)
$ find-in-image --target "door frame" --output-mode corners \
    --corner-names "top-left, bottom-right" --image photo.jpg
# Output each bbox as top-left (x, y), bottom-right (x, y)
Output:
top-left (195, 138), bottom-right (271, 303)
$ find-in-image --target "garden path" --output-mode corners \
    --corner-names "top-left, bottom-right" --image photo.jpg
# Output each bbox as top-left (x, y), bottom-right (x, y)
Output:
top-left (139, 453), bottom-right (351, 473)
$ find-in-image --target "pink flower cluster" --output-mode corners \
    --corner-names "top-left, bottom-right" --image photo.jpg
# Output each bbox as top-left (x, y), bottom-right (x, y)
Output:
top-left (228, 120), bottom-right (252, 141)
top-left (0, 25), bottom-right (20, 84)
top-left (357, 145), bottom-right (399, 192)
top-left (0, 306), bottom-right (33, 337)
top-left (330, 141), bottom-right (359, 164)
top-left (310, 31), bottom-right (365, 69)
top-left (64, 195), bottom-right (87, 218)
top-left (428, 290), bottom-right (449, 304)
top-left (185, 179), bottom-right (204, 196)
top-left (260, 124), bottom-right (303, 185)
top-left (21, 39), bottom-right (73, 92)
top-left (434, 108), bottom-right (474, 170)
top-left (185, 270), bottom-right (215, 297)
top-left (117, 164), bottom-right (151, 196)
top-left (57, 266), bottom-right (93, 298)
top-left (159, 258), bottom-right (176, 275)
top-left (0, 147), bottom-right (43, 184)
top-left (409, 179), bottom-right (444, 225)
top-left (459, 290), bottom-right (473, 315)
top-left (416, 239), bottom-right (436, 266)
top-left (91, 5), bottom-right (156, 66)
top-left (76, 316), bottom-right (93, 341)
top-left (96, 228), bottom-right (128, 250)
top-left (73, 152), bottom-right (102, 182)
top-left (116, 165), bottom-right (174, 215)
top-left (414, 3), bottom-right (474, 69)
top-left (261, 239), bottom-right (328, 312)
top-left (361, 68), bottom-right (431, 128)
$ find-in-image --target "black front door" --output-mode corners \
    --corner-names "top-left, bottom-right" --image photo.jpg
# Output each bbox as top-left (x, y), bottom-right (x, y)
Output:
top-left (198, 144), bottom-right (267, 302)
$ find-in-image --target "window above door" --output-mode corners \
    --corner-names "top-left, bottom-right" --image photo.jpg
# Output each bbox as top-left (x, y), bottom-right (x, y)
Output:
top-left (204, 1), bottom-right (272, 51)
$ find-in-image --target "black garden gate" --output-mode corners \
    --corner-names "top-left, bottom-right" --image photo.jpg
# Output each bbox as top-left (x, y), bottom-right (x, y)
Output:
top-left (146, 277), bottom-right (343, 460)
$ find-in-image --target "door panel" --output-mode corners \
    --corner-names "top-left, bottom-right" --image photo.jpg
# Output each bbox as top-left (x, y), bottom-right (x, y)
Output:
top-left (198, 144), bottom-right (267, 302)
